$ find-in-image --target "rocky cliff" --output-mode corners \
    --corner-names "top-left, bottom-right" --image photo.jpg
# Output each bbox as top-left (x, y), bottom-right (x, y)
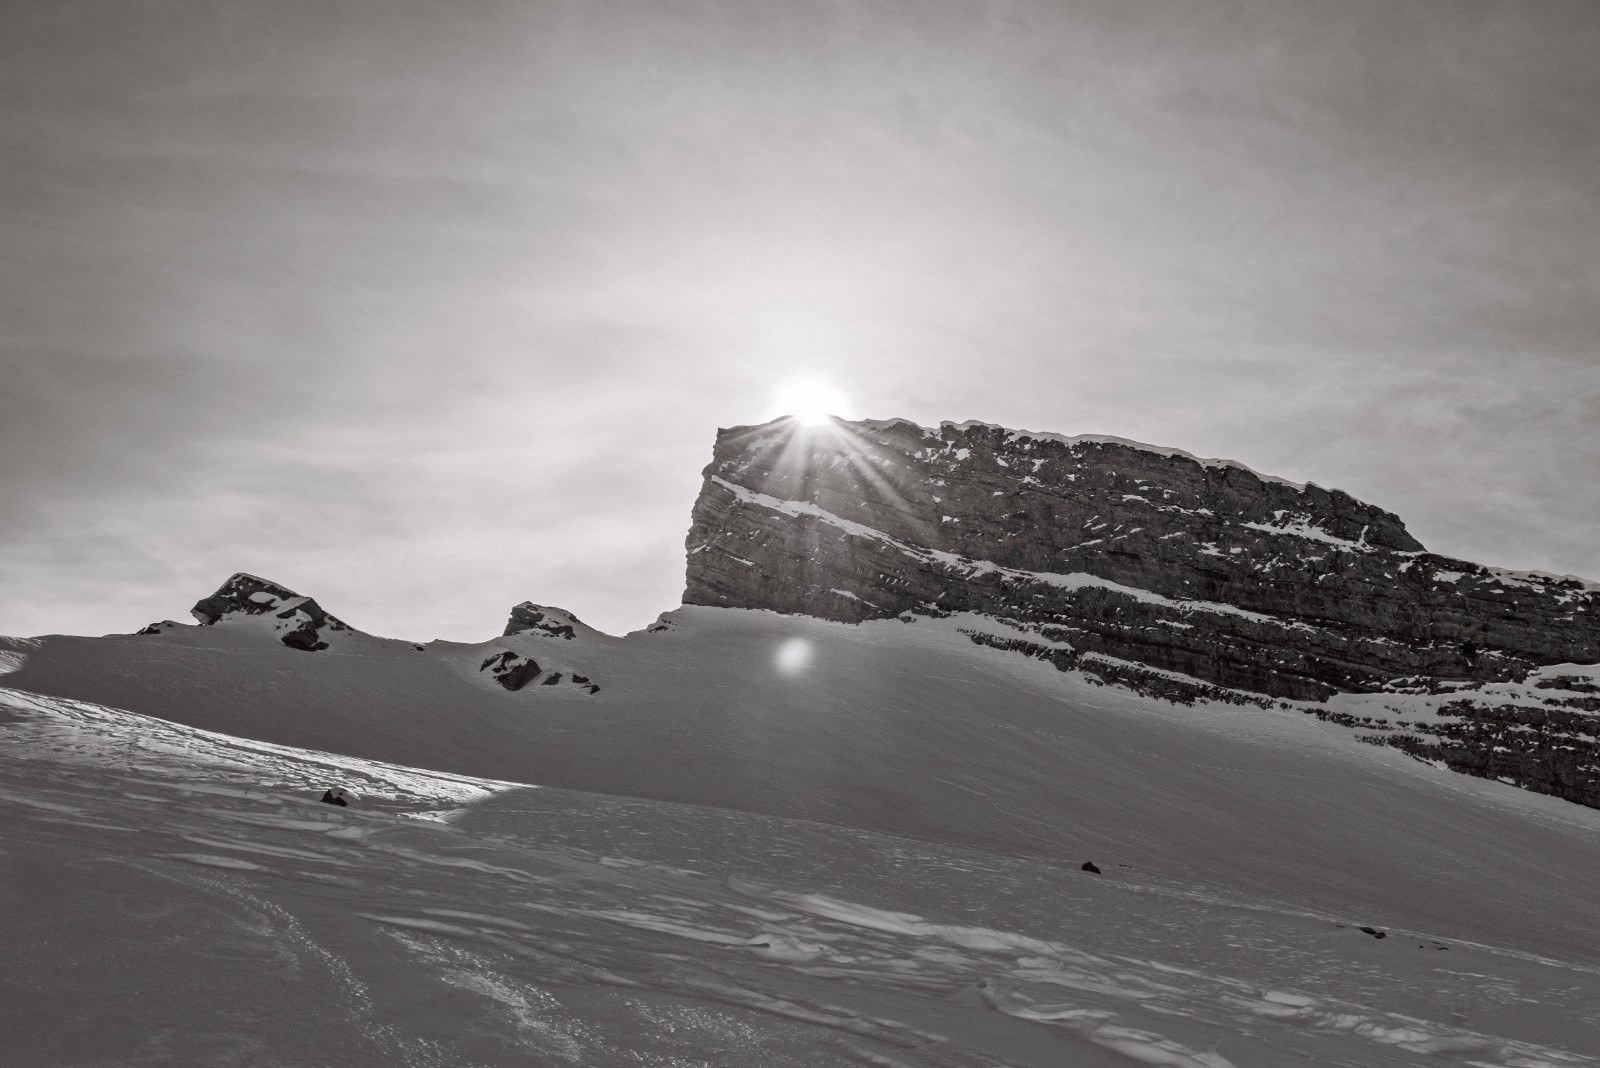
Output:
top-left (685, 417), bottom-right (1600, 702)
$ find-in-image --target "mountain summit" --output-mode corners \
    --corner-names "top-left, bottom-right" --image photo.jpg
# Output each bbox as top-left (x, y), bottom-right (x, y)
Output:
top-left (190, 572), bottom-right (352, 651)
top-left (5, 412), bottom-right (1600, 1064)
top-left (686, 416), bottom-right (1600, 701)
top-left (6, 416), bottom-right (1597, 814)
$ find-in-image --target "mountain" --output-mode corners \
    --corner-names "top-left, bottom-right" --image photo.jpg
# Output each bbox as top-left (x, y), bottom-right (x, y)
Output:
top-left (687, 417), bottom-right (1599, 701)
top-left (686, 417), bottom-right (1600, 806)
top-left (161, 571), bottom-right (607, 694)
top-left (4, 415), bottom-right (1600, 1064)
top-left (185, 571), bottom-right (353, 650)
top-left (10, 416), bottom-right (1600, 814)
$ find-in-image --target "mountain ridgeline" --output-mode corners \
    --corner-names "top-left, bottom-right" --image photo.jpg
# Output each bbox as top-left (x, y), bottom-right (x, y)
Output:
top-left (76, 416), bottom-right (1598, 809)
top-left (685, 417), bottom-right (1600, 703)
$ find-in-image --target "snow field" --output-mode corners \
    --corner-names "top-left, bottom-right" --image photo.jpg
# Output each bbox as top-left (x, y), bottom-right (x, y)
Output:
top-left (5, 606), bottom-right (1600, 1064)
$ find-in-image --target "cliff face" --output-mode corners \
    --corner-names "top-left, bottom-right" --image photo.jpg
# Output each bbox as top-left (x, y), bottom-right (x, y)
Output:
top-left (685, 417), bottom-right (1600, 701)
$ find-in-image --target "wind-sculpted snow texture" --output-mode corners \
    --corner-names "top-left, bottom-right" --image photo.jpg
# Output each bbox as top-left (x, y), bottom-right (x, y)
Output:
top-left (4, 683), bottom-right (1600, 1066)
top-left (685, 417), bottom-right (1600, 702)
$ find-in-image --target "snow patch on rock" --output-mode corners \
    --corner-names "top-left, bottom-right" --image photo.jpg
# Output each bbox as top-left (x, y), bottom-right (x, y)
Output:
top-left (712, 476), bottom-right (1306, 630)
top-left (190, 573), bottom-right (351, 653)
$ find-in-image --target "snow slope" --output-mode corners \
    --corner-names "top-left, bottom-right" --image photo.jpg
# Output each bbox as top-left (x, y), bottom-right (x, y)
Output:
top-left (4, 674), bottom-right (1600, 1066)
top-left (8, 604), bottom-right (1600, 948)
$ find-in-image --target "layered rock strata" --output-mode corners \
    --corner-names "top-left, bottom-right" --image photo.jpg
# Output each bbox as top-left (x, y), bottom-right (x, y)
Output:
top-left (1351, 675), bottom-right (1600, 809)
top-left (685, 417), bottom-right (1600, 701)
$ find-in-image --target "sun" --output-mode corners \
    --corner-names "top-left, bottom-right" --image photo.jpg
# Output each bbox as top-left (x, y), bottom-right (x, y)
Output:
top-left (770, 375), bottom-right (855, 426)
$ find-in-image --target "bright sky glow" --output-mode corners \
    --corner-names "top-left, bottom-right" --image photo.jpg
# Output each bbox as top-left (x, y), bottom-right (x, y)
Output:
top-left (3, 2), bottom-right (1598, 643)
top-left (775, 637), bottom-right (811, 675)
top-left (770, 376), bottom-right (854, 426)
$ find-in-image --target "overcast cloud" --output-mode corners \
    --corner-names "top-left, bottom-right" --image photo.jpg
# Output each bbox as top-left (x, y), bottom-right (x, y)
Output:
top-left (3, 0), bottom-right (1597, 640)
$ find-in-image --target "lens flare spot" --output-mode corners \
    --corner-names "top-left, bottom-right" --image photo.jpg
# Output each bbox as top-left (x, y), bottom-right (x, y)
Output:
top-left (775, 638), bottom-right (811, 675)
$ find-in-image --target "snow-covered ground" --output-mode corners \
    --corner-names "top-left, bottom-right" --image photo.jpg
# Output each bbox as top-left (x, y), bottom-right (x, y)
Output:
top-left (4, 608), bottom-right (1600, 1065)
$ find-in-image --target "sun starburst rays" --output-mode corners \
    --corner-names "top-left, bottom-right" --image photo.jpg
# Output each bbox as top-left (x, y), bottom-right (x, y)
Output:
top-left (739, 417), bottom-right (944, 576)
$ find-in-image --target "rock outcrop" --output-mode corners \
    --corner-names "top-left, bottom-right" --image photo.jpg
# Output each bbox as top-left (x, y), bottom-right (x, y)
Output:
top-left (1353, 670), bottom-right (1600, 809)
top-left (504, 603), bottom-right (583, 639)
top-left (475, 647), bottom-right (599, 694)
top-left (182, 575), bottom-right (603, 693)
top-left (479, 650), bottom-right (543, 690)
top-left (191, 573), bottom-right (351, 652)
top-left (684, 417), bottom-right (1600, 702)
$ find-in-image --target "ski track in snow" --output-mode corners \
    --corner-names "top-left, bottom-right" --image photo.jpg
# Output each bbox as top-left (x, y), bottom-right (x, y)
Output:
top-left (3, 685), bottom-right (1598, 1067)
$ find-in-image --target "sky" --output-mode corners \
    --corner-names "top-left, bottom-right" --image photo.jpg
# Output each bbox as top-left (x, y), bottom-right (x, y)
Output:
top-left (3, 0), bottom-right (1597, 641)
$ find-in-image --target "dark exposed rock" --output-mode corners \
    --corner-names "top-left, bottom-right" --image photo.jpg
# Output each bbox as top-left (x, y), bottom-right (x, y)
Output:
top-left (192, 573), bottom-right (347, 629)
top-left (479, 650), bottom-right (542, 691)
top-left (1537, 675), bottom-right (1600, 694)
top-left (1373, 697), bottom-right (1600, 808)
top-left (963, 630), bottom-right (1279, 708)
top-left (684, 417), bottom-right (1600, 702)
top-left (135, 621), bottom-right (180, 636)
top-left (504, 603), bottom-right (581, 639)
top-left (280, 623), bottom-right (329, 652)
top-left (1081, 861), bottom-right (1101, 874)
top-left (191, 573), bottom-right (349, 653)
top-left (476, 650), bottom-right (598, 694)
